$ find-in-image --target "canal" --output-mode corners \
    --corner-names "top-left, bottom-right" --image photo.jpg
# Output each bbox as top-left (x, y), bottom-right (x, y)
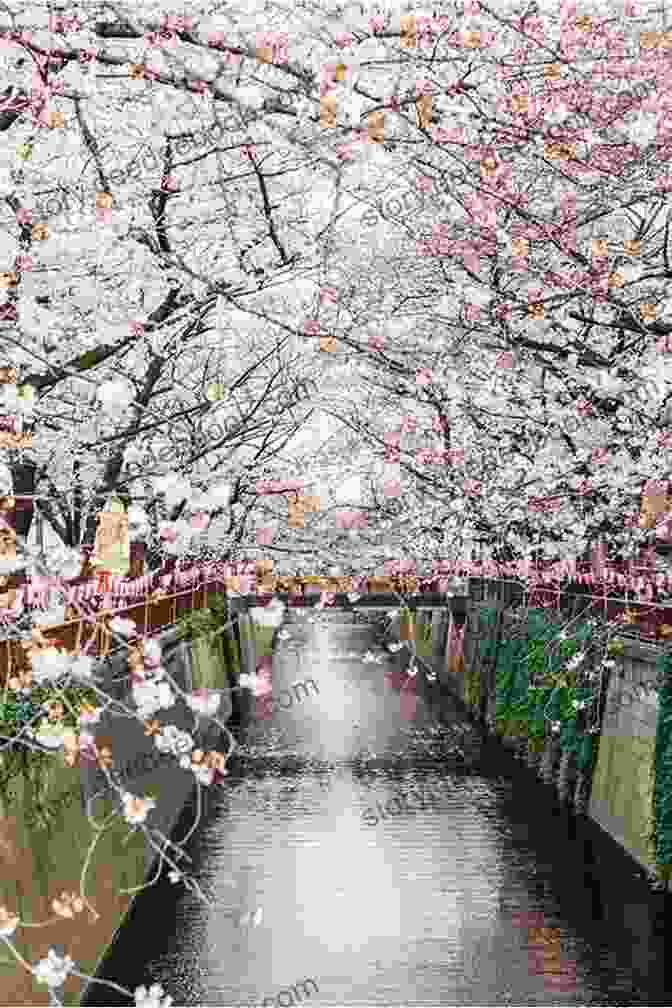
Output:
top-left (82, 610), bottom-right (672, 1006)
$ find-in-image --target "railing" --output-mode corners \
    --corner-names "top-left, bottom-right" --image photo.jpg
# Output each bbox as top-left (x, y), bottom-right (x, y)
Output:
top-left (467, 576), bottom-right (672, 642)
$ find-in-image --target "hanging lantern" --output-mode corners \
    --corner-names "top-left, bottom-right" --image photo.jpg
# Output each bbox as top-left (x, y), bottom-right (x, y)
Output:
top-left (640, 479), bottom-right (669, 530)
top-left (256, 33), bottom-right (274, 63)
top-left (416, 94), bottom-right (432, 130)
top-left (93, 497), bottom-right (130, 576)
top-left (367, 109), bottom-right (385, 142)
top-left (320, 94), bottom-right (337, 128)
top-left (319, 334), bottom-right (337, 352)
top-left (287, 498), bottom-right (305, 528)
top-left (399, 607), bottom-right (415, 641)
top-left (0, 515), bottom-right (16, 568)
top-left (400, 15), bottom-right (417, 48)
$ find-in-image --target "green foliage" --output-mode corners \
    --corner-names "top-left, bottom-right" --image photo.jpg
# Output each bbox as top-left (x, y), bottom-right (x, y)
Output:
top-left (653, 652), bottom-right (672, 868)
top-left (526, 640), bottom-right (547, 680)
top-left (0, 681), bottom-right (98, 744)
top-left (175, 592), bottom-right (229, 642)
top-left (75, 349), bottom-right (102, 370)
top-left (464, 664), bottom-right (480, 707)
top-left (253, 624), bottom-right (275, 657)
top-left (485, 605), bottom-right (595, 764)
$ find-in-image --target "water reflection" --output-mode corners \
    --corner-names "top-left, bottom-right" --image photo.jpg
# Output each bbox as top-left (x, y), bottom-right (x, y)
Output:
top-left (84, 612), bottom-right (672, 1006)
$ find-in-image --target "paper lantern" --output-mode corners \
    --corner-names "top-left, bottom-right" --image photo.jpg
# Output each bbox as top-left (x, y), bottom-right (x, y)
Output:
top-left (256, 33), bottom-right (274, 63)
top-left (640, 479), bottom-right (669, 529)
top-left (400, 15), bottom-right (416, 48)
top-left (416, 94), bottom-right (432, 130)
top-left (129, 542), bottom-right (145, 578)
top-left (93, 497), bottom-right (130, 576)
top-left (368, 110), bottom-right (385, 142)
top-left (0, 519), bottom-right (16, 567)
top-left (320, 94), bottom-right (337, 127)
top-left (399, 608), bottom-right (415, 640)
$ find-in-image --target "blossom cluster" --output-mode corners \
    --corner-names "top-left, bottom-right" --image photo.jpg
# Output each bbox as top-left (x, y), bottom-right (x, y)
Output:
top-left (6, 0), bottom-right (672, 1000)
top-left (0, 579), bottom-right (237, 1006)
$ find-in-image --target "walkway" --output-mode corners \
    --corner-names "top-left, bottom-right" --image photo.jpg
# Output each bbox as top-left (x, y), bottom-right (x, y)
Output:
top-left (84, 610), bottom-right (672, 1006)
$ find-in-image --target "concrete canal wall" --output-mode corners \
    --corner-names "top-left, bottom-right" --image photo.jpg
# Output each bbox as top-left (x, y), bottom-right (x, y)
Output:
top-left (5, 590), bottom-right (666, 1005)
top-left (423, 596), bottom-right (667, 889)
top-left (0, 611), bottom-right (254, 1007)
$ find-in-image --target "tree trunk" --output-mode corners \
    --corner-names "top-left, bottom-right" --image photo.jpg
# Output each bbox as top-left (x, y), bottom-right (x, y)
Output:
top-left (10, 460), bottom-right (36, 540)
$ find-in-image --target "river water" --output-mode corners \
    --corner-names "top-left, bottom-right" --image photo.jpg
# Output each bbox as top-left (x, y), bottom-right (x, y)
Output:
top-left (83, 610), bottom-right (672, 1006)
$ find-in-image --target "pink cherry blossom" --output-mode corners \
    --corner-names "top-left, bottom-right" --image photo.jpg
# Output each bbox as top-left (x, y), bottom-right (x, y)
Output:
top-left (256, 526), bottom-right (275, 546)
top-left (162, 14), bottom-right (193, 31)
top-left (334, 31), bottom-right (354, 48)
top-left (369, 15), bottom-right (385, 34)
top-left (368, 334), bottom-right (385, 351)
top-left (400, 683), bottom-right (417, 722)
top-left (256, 656), bottom-right (273, 680)
top-left (415, 368), bottom-right (434, 386)
top-left (382, 479), bottom-right (401, 497)
top-left (591, 448), bottom-right (609, 466)
top-left (511, 911), bottom-right (546, 929)
top-left (497, 352), bottom-right (514, 369)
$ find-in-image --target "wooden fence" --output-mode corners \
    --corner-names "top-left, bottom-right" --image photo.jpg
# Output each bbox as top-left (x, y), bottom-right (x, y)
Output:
top-left (0, 580), bottom-right (228, 688)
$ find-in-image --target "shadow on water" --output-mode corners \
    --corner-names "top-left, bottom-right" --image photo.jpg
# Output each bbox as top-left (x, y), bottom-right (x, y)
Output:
top-left (83, 617), bottom-right (672, 1007)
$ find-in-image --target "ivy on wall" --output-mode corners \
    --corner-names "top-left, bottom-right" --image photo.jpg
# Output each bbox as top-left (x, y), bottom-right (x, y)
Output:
top-left (653, 650), bottom-right (672, 873)
top-left (486, 606), bottom-right (597, 768)
top-left (471, 603), bottom-right (672, 879)
top-left (174, 592), bottom-right (229, 642)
